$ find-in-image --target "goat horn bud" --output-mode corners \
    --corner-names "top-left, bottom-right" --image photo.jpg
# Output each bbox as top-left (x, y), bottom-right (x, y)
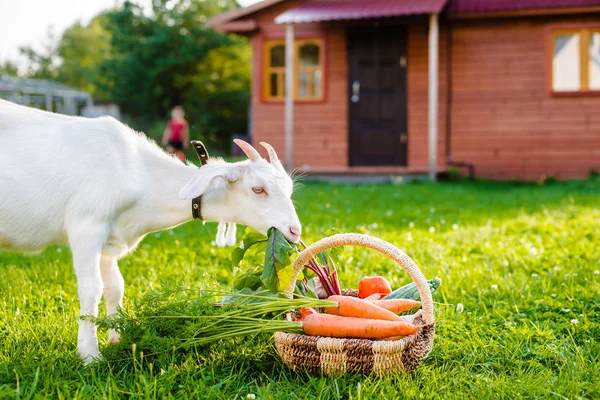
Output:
top-left (233, 139), bottom-right (261, 162)
top-left (259, 142), bottom-right (279, 163)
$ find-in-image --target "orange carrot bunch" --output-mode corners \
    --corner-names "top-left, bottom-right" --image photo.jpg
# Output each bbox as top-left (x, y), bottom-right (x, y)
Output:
top-left (303, 314), bottom-right (423, 339)
top-left (300, 295), bottom-right (424, 340)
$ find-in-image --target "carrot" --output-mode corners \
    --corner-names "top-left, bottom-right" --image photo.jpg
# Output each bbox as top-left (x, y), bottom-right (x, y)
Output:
top-left (325, 295), bottom-right (404, 322)
top-left (367, 299), bottom-right (421, 314)
top-left (363, 293), bottom-right (385, 300)
top-left (302, 313), bottom-right (423, 339)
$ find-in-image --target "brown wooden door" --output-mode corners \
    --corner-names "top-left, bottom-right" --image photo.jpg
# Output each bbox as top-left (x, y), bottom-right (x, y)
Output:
top-left (348, 26), bottom-right (408, 166)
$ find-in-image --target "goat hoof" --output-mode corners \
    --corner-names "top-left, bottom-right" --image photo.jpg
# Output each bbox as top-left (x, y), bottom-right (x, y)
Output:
top-left (78, 350), bottom-right (102, 366)
top-left (82, 354), bottom-right (104, 366)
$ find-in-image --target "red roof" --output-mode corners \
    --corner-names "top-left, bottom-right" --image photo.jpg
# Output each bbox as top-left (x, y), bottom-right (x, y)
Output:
top-left (274, 0), bottom-right (449, 24)
top-left (208, 0), bottom-right (600, 32)
top-left (448, 0), bottom-right (600, 13)
top-left (206, 0), bottom-right (285, 27)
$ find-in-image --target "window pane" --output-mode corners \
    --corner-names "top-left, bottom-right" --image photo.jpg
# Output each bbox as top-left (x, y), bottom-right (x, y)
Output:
top-left (299, 44), bottom-right (320, 67)
top-left (270, 73), bottom-right (279, 97)
top-left (298, 71), bottom-right (309, 97)
top-left (589, 32), bottom-right (600, 90)
top-left (553, 33), bottom-right (580, 92)
top-left (313, 70), bottom-right (322, 97)
top-left (270, 45), bottom-right (285, 67)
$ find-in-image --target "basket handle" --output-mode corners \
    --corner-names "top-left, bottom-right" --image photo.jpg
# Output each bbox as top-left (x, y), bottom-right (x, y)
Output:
top-left (285, 233), bottom-right (435, 325)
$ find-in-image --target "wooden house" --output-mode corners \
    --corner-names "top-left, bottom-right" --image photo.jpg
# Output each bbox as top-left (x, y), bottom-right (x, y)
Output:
top-left (208, 0), bottom-right (600, 180)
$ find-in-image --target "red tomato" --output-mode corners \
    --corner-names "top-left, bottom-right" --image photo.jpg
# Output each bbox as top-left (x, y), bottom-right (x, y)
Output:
top-left (358, 276), bottom-right (392, 299)
top-left (295, 307), bottom-right (318, 322)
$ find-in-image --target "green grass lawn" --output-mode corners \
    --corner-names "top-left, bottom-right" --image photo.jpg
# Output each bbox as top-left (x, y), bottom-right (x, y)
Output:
top-left (1, 179), bottom-right (599, 399)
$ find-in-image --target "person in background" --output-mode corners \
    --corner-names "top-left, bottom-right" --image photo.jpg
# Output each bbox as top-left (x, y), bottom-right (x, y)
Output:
top-left (161, 105), bottom-right (189, 161)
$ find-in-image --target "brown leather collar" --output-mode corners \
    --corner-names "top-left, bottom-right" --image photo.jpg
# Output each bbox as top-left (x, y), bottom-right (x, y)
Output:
top-left (191, 140), bottom-right (209, 220)
top-left (191, 196), bottom-right (202, 220)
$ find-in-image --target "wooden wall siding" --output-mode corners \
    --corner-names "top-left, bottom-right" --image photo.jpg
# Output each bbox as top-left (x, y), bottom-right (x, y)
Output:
top-left (249, 1), bottom-right (442, 171)
top-left (246, 1), bottom-right (600, 178)
top-left (407, 23), bottom-right (448, 171)
top-left (250, 0), bottom-right (349, 169)
top-left (450, 16), bottom-right (600, 180)
top-left (251, 29), bottom-right (349, 168)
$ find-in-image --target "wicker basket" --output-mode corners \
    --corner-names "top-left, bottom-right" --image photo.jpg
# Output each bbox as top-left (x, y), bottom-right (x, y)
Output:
top-left (274, 233), bottom-right (435, 376)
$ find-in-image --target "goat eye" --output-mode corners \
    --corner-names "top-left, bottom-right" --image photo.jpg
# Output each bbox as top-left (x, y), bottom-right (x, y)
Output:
top-left (252, 187), bottom-right (265, 194)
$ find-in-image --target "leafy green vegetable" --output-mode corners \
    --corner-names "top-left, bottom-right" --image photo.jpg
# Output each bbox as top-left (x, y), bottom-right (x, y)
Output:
top-left (231, 226), bottom-right (341, 298)
top-left (276, 265), bottom-right (300, 293)
top-left (304, 278), bottom-right (321, 299)
top-left (232, 227), bottom-right (269, 265)
top-left (232, 269), bottom-right (263, 291)
top-left (261, 228), bottom-right (297, 292)
top-left (230, 227), bottom-right (300, 296)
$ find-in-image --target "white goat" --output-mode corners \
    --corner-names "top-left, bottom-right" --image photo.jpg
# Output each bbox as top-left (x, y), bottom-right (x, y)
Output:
top-left (0, 100), bottom-right (301, 363)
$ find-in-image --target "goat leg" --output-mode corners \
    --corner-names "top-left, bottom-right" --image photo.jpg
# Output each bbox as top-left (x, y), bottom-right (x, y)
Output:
top-left (100, 255), bottom-right (124, 344)
top-left (215, 221), bottom-right (227, 247)
top-left (225, 222), bottom-right (237, 247)
top-left (68, 222), bottom-right (107, 365)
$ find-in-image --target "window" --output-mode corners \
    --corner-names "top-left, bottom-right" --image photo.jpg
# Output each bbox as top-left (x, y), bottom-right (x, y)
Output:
top-left (263, 38), bottom-right (324, 101)
top-left (264, 42), bottom-right (286, 99)
top-left (590, 31), bottom-right (600, 90)
top-left (551, 28), bottom-right (600, 93)
top-left (297, 40), bottom-right (323, 99)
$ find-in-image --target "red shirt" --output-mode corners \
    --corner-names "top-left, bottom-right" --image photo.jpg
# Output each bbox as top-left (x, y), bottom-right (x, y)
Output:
top-left (169, 120), bottom-right (187, 142)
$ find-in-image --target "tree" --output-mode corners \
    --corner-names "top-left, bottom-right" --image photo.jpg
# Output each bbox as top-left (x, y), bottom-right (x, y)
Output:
top-left (101, 0), bottom-right (238, 114)
top-left (100, 0), bottom-right (250, 145)
top-left (0, 61), bottom-right (19, 76)
top-left (19, 28), bottom-right (59, 80)
top-left (6, 0), bottom-right (251, 150)
top-left (15, 17), bottom-right (113, 100)
top-left (187, 40), bottom-right (251, 147)
top-left (56, 14), bottom-right (113, 100)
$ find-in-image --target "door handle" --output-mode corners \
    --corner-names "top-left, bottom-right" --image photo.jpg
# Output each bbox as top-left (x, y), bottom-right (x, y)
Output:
top-left (400, 132), bottom-right (407, 144)
top-left (351, 81), bottom-right (360, 103)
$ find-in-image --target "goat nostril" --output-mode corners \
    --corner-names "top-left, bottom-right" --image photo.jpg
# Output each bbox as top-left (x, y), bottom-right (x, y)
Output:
top-left (289, 226), bottom-right (301, 238)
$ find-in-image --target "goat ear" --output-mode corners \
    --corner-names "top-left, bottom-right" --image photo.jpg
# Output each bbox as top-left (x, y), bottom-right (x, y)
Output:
top-left (179, 164), bottom-right (243, 200)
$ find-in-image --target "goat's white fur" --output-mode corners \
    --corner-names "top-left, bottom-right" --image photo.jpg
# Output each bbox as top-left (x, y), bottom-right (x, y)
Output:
top-left (225, 222), bottom-right (237, 247)
top-left (0, 100), bottom-right (301, 364)
top-left (216, 222), bottom-right (228, 247)
top-left (215, 222), bottom-right (237, 247)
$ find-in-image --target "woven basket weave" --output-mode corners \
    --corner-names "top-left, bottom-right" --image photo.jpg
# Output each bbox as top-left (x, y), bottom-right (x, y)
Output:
top-left (274, 233), bottom-right (435, 376)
